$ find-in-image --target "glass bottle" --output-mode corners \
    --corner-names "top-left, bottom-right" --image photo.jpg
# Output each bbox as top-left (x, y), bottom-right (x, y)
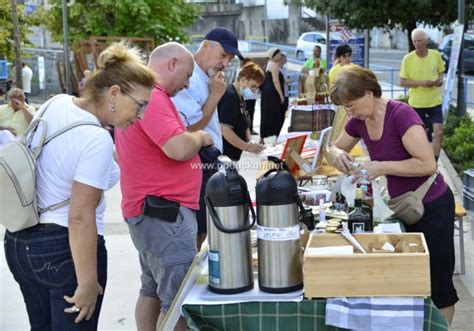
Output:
top-left (348, 188), bottom-right (372, 233)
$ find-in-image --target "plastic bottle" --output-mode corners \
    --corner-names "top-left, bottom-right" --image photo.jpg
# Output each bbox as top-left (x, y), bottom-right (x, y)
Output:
top-left (357, 169), bottom-right (374, 207)
top-left (318, 199), bottom-right (326, 224)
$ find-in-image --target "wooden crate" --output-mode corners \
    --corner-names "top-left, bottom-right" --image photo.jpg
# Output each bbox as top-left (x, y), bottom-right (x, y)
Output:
top-left (303, 233), bottom-right (430, 298)
top-left (288, 106), bottom-right (335, 132)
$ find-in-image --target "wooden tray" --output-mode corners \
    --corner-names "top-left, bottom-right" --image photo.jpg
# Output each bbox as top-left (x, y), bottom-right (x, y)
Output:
top-left (303, 233), bottom-right (430, 298)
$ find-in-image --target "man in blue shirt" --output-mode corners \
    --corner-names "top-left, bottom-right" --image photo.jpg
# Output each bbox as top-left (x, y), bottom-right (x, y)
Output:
top-left (172, 27), bottom-right (243, 250)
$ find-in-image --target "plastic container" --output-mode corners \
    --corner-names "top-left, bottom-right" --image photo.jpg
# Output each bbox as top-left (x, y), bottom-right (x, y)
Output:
top-left (464, 169), bottom-right (474, 191)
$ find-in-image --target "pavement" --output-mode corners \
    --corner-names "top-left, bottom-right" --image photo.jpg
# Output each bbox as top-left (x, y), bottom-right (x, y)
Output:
top-left (1, 76), bottom-right (474, 330)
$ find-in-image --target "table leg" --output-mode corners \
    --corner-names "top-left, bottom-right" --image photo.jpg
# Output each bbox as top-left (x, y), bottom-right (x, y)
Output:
top-left (458, 216), bottom-right (465, 275)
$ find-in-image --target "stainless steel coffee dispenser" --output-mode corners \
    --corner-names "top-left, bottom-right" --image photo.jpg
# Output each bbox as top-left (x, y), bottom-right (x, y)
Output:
top-left (256, 157), bottom-right (304, 293)
top-left (205, 156), bottom-right (256, 294)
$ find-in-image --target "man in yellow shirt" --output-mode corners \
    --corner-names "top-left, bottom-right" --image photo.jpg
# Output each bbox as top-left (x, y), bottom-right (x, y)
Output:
top-left (328, 44), bottom-right (358, 86)
top-left (0, 88), bottom-right (35, 136)
top-left (400, 28), bottom-right (444, 161)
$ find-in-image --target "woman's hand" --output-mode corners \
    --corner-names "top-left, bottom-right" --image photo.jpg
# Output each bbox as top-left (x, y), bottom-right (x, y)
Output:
top-left (330, 147), bottom-right (354, 174)
top-left (64, 282), bottom-right (104, 323)
top-left (360, 161), bottom-right (382, 180)
top-left (6, 127), bottom-right (16, 135)
top-left (246, 141), bottom-right (265, 154)
top-left (280, 94), bottom-right (285, 104)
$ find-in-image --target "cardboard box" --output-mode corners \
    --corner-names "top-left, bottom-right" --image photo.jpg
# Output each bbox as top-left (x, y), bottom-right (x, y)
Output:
top-left (303, 233), bottom-right (430, 298)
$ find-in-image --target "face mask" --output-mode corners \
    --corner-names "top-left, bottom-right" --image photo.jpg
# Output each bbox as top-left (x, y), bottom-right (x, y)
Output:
top-left (240, 87), bottom-right (254, 99)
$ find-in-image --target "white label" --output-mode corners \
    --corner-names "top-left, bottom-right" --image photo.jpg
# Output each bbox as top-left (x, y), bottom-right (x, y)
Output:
top-left (256, 224), bottom-right (300, 241)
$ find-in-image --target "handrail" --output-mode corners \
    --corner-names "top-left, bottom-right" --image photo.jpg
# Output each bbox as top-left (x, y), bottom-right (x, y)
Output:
top-left (187, 40), bottom-right (470, 105)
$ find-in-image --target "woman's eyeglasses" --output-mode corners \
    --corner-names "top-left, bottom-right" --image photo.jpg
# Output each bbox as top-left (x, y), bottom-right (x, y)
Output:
top-left (249, 84), bottom-right (260, 93)
top-left (123, 92), bottom-right (149, 114)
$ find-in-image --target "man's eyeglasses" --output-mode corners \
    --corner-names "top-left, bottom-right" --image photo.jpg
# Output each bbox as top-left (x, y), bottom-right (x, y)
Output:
top-left (123, 92), bottom-right (149, 114)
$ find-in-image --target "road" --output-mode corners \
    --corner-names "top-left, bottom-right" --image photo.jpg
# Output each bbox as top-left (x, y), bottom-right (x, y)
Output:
top-left (369, 48), bottom-right (474, 105)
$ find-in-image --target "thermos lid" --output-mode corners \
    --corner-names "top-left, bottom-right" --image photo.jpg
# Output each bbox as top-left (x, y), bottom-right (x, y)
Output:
top-left (206, 172), bottom-right (249, 207)
top-left (256, 169), bottom-right (297, 205)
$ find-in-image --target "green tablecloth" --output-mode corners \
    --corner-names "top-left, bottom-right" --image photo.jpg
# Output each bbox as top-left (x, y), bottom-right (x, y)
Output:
top-left (182, 297), bottom-right (448, 330)
top-left (183, 219), bottom-right (443, 330)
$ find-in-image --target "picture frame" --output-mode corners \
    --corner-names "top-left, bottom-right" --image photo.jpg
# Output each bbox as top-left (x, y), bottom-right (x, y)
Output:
top-left (280, 134), bottom-right (307, 175)
top-left (311, 126), bottom-right (333, 171)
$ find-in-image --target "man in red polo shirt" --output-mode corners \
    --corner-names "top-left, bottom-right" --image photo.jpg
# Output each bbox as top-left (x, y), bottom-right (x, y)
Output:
top-left (115, 42), bottom-right (213, 331)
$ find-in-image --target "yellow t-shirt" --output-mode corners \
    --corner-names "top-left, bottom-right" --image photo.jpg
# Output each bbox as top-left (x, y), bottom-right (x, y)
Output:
top-left (0, 104), bottom-right (36, 136)
top-left (400, 49), bottom-right (445, 108)
top-left (328, 63), bottom-right (358, 87)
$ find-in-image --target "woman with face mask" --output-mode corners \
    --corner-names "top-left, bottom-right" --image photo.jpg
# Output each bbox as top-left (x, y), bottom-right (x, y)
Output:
top-left (217, 60), bottom-right (265, 161)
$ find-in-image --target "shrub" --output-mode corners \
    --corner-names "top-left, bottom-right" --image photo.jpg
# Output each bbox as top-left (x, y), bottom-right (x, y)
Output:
top-left (444, 104), bottom-right (468, 137)
top-left (444, 111), bottom-right (474, 174)
top-left (396, 94), bottom-right (409, 104)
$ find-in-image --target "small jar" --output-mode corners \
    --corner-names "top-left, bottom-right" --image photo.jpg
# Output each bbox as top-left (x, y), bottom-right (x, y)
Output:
top-left (327, 176), bottom-right (338, 190)
top-left (312, 175), bottom-right (328, 187)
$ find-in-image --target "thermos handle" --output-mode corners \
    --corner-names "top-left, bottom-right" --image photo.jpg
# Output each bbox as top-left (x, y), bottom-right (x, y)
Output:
top-left (205, 194), bottom-right (256, 234)
top-left (295, 193), bottom-right (306, 222)
top-left (262, 156), bottom-right (290, 178)
top-left (247, 191), bottom-right (257, 229)
top-left (267, 156), bottom-right (290, 171)
top-left (295, 193), bottom-right (315, 231)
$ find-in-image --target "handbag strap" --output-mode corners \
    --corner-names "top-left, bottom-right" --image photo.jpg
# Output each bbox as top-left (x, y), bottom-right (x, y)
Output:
top-left (414, 172), bottom-right (438, 199)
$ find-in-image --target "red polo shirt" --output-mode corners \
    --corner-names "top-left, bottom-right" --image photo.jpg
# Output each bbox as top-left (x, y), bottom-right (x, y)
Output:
top-left (115, 85), bottom-right (202, 218)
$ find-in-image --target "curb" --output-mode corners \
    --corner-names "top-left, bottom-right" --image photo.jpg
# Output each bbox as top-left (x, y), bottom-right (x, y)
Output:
top-left (440, 149), bottom-right (465, 199)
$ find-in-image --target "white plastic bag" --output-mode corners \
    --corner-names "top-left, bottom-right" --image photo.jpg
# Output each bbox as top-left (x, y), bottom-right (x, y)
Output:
top-left (341, 175), bottom-right (394, 222)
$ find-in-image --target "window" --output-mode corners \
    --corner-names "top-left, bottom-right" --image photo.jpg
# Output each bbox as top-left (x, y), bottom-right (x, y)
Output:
top-left (315, 35), bottom-right (326, 44)
top-left (303, 34), bottom-right (314, 42)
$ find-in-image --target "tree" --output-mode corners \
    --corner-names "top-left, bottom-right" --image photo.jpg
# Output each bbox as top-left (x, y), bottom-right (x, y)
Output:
top-left (291, 0), bottom-right (472, 50)
top-left (42, 0), bottom-right (201, 47)
top-left (0, 0), bottom-right (40, 60)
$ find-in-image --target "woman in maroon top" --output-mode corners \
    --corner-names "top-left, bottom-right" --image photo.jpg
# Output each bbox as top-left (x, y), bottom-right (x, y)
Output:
top-left (327, 66), bottom-right (457, 325)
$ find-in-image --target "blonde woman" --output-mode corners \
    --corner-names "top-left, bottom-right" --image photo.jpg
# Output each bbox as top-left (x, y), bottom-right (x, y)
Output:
top-left (4, 42), bottom-right (156, 330)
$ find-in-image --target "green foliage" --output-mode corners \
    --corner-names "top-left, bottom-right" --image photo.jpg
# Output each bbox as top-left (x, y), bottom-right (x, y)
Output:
top-left (444, 104), bottom-right (467, 137)
top-left (0, 0), bottom-right (42, 60)
top-left (292, 0), bottom-right (473, 49)
top-left (444, 109), bottom-right (474, 173)
top-left (42, 0), bottom-right (200, 47)
top-left (396, 94), bottom-right (409, 104)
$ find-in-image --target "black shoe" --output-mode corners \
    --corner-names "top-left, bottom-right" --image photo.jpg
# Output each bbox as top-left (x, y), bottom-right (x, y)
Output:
top-left (250, 130), bottom-right (259, 135)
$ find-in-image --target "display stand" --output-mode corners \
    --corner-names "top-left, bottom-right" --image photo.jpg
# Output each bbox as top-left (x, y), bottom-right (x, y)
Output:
top-left (281, 134), bottom-right (307, 175)
top-left (160, 243), bottom-right (209, 330)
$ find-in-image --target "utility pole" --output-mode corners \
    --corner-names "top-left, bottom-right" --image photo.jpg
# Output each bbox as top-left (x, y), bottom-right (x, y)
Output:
top-left (62, 0), bottom-right (71, 94)
top-left (457, 0), bottom-right (466, 116)
top-left (325, 17), bottom-right (330, 66)
top-left (364, 29), bottom-right (370, 68)
top-left (11, 0), bottom-right (22, 89)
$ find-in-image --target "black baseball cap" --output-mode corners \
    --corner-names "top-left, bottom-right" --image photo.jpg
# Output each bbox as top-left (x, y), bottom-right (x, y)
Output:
top-left (204, 27), bottom-right (243, 60)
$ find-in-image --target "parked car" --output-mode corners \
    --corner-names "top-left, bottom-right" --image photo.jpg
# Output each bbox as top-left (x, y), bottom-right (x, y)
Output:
top-left (295, 31), bottom-right (327, 62)
top-left (438, 33), bottom-right (474, 73)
